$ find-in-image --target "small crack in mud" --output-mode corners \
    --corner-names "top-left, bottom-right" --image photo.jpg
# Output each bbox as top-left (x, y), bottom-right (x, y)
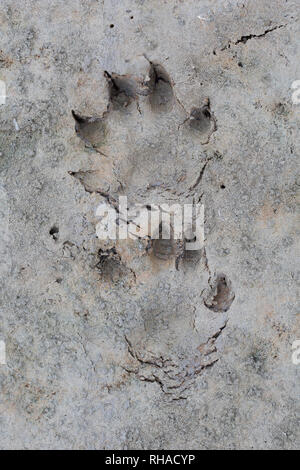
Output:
top-left (234, 24), bottom-right (287, 46)
top-left (188, 159), bottom-right (210, 192)
top-left (219, 23), bottom-right (287, 51)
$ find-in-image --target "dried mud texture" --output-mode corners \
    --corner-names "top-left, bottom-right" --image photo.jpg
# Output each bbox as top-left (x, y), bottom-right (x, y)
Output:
top-left (0, 0), bottom-right (299, 451)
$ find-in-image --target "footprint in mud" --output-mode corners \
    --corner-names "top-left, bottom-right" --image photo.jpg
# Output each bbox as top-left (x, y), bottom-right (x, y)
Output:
top-left (104, 63), bottom-right (175, 113)
top-left (70, 59), bottom-right (220, 275)
top-left (105, 71), bottom-right (149, 108)
top-left (68, 169), bottom-right (113, 194)
top-left (204, 273), bottom-right (235, 313)
top-left (96, 246), bottom-right (136, 286)
top-left (71, 61), bottom-right (218, 196)
top-left (72, 110), bottom-right (107, 150)
top-left (147, 62), bottom-right (175, 112)
top-left (189, 98), bottom-right (217, 144)
top-left (70, 60), bottom-right (236, 399)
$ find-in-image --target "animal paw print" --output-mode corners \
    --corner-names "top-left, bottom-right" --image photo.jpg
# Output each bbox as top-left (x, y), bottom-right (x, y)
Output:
top-left (69, 58), bottom-right (234, 295)
top-left (70, 58), bottom-right (217, 268)
top-left (71, 58), bottom-right (217, 199)
top-left (69, 58), bottom-right (235, 398)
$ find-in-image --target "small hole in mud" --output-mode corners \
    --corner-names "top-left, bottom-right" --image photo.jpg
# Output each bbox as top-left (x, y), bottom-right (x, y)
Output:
top-left (220, 184), bottom-right (226, 189)
top-left (110, 24), bottom-right (114, 28)
top-left (130, 16), bottom-right (134, 19)
top-left (49, 226), bottom-right (59, 241)
top-left (238, 62), bottom-right (243, 67)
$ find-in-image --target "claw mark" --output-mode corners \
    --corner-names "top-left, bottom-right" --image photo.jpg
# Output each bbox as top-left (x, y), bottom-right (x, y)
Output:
top-left (68, 169), bottom-right (110, 194)
top-left (104, 71), bottom-right (149, 108)
top-left (147, 62), bottom-right (175, 112)
top-left (71, 110), bottom-right (109, 156)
